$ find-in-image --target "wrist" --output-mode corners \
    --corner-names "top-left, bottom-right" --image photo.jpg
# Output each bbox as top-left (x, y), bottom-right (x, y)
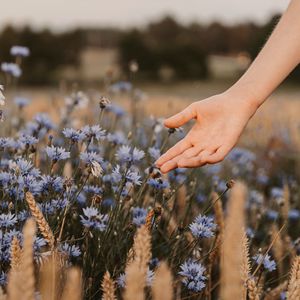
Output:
top-left (223, 83), bottom-right (262, 117)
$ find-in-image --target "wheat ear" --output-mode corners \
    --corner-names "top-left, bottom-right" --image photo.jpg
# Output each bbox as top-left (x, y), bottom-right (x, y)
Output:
top-left (101, 271), bottom-right (116, 300)
top-left (152, 262), bottom-right (173, 300)
top-left (25, 191), bottom-right (55, 248)
top-left (61, 267), bottom-right (82, 300)
top-left (20, 218), bottom-right (36, 300)
top-left (124, 225), bottom-right (151, 300)
top-left (10, 236), bottom-right (22, 271)
top-left (221, 182), bottom-right (246, 300)
top-left (287, 256), bottom-right (300, 299)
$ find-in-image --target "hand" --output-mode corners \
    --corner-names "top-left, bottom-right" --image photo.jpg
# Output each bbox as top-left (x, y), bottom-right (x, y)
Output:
top-left (155, 91), bottom-right (257, 173)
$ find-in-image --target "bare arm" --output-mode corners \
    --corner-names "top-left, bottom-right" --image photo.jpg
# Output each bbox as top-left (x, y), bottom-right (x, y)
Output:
top-left (156, 0), bottom-right (300, 173)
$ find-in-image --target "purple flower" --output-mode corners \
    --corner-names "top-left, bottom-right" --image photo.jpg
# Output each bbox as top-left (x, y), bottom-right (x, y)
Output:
top-left (10, 46), bottom-right (30, 57)
top-left (179, 259), bottom-right (206, 292)
top-left (80, 207), bottom-right (108, 231)
top-left (253, 253), bottom-right (276, 272)
top-left (189, 215), bottom-right (217, 239)
top-left (46, 146), bottom-right (70, 162)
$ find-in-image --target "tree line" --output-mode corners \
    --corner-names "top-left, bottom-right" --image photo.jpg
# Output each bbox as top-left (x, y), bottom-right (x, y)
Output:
top-left (1, 14), bottom-right (298, 85)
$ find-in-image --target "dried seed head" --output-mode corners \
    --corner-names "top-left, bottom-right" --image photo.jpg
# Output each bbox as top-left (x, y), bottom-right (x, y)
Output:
top-left (99, 96), bottom-right (111, 109)
top-left (226, 179), bottom-right (235, 189)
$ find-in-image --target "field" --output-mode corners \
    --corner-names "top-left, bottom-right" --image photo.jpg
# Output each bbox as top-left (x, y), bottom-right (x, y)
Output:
top-left (1, 55), bottom-right (300, 300)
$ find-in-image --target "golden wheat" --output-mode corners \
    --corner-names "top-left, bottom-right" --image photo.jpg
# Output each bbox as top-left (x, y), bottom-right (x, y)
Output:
top-left (101, 271), bottom-right (116, 300)
top-left (221, 182), bottom-right (247, 300)
top-left (61, 267), bottom-right (82, 300)
top-left (25, 191), bottom-right (55, 248)
top-left (152, 262), bottom-right (173, 300)
top-left (287, 256), bottom-right (300, 299)
top-left (9, 236), bottom-right (22, 271)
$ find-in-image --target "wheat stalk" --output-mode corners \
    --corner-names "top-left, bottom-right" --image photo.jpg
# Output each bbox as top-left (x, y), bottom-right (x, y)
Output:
top-left (10, 236), bottom-right (22, 271)
top-left (61, 267), bottom-right (82, 300)
top-left (287, 256), bottom-right (300, 299)
top-left (221, 182), bottom-right (246, 300)
top-left (25, 191), bottom-right (55, 248)
top-left (101, 271), bottom-right (116, 300)
top-left (152, 262), bottom-right (173, 300)
top-left (19, 218), bottom-right (36, 300)
top-left (124, 225), bottom-right (151, 300)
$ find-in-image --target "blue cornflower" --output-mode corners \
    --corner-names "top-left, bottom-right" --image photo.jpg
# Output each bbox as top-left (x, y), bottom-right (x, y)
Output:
top-left (80, 207), bottom-right (108, 231)
top-left (83, 185), bottom-right (103, 195)
top-left (81, 125), bottom-right (106, 141)
top-left (126, 170), bottom-right (142, 186)
top-left (109, 81), bottom-right (132, 93)
top-left (106, 104), bottom-right (125, 117)
top-left (107, 131), bottom-right (127, 145)
top-left (17, 175), bottom-right (43, 195)
top-left (63, 128), bottom-right (85, 143)
top-left (253, 253), bottom-right (276, 272)
top-left (0, 212), bottom-right (17, 228)
top-left (46, 146), bottom-right (70, 162)
top-left (18, 134), bottom-right (39, 146)
top-left (80, 151), bottom-right (103, 165)
top-left (148, 147), bottom-right (160, 160)
top-left (0, 271), bottom-right (7, 286)
top-left (9, 158), bottom-right (40, 177)
top-left (117, 268), bottom-right (154, 288)
top-left (265, 209), bottom-right (279, 221)
top-left (1, 62), bottom-right (22, 77)
top-left (147, 178), bottom-right (169, 190)
top-left (288, 209), bottom-right (300, 220)
top-left (14, 96), bottom-right (30, 108)
top-left (115, 145), bottom-right (145, 163)
top-left (60, 243), bottom-right (81, 257)
top-left (132, 207), bottom-right (148, 227)
top-left (10, 45), bottom-right (30, 57)
top-left (189, 215), bottom-right (217, 239)
top-left (34, 113), bottom-right (55, 130)
top-left (40, 175), bottom-right (64, 193)
top-left (271, 187), bottom-right (284, 200)
top-left (178, 259), bottom-right (206, 292)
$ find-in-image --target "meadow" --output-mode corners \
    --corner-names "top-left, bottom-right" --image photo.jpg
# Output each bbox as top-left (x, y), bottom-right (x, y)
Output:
top-left (0, 46), bottom-right (300, 300)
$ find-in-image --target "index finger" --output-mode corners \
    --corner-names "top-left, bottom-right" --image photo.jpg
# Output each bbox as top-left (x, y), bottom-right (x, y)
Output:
top-left (155, 139), bottom-right (191, 167)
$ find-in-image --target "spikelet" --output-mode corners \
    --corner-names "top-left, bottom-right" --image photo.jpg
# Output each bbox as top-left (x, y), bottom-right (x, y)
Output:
top-left (264, 280), bottom-right (288, 300)
top-left (212, 191), bottom-right (224, 236)
top-left (145, 209), bottom-right (155, 231)
top-left (271, 224), bottom-right (284, 275)
top-left (221, 182), bottom-right (246, 300)
top-left (25, 191), bottom-right (55, 248)
top-left (281, 183), bottom-right (290, 221)
top-left (176, 185), bottom-right (187, 220)
top-left (247, 278), bottom-right (260, 300)
top-left (39, 251), bottom-right (62, 300)
top-left (61, 267), bottom-right (82, 300)
top-left (101, 271), bottom-right (116, 300)
top-left (241, 231), bottom-right (251, 299)
top-left (124, 225), bottom-right (151, 300)
top-left (0, 287), bottom-right (6, 300)
top-left (10, 236), bottom-right (22, 271)
top-left (152, 262), bottom-right (173, 300)
top-left (287, 256), bottom-right (300, 299)
top-left (19, 218), bottom-right (36, 300)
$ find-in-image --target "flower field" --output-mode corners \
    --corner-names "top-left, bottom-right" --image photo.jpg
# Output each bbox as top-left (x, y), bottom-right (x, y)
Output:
top-left (0, 47), bottom-right (300, 300)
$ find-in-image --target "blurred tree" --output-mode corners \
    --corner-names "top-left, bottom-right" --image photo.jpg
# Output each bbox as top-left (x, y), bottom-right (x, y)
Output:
top-left (0, 25), bottom-right (84, 85)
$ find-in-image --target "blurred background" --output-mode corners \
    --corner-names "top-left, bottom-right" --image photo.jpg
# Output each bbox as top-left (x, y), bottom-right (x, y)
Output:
top-left (0, 0), bottom-right (292, 86)
top-left (2, 0), bottom-right (300, 155)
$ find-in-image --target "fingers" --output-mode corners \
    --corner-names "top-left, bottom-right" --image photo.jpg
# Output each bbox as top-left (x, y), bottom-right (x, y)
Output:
top-left (205, 145), bottom-right (231, 164)
top-left (155, 139), bottom-right (191, 167)
top-left (177, 149), bottom-right (216, 168)
top-left (164, 103), bottom-right (197, 128)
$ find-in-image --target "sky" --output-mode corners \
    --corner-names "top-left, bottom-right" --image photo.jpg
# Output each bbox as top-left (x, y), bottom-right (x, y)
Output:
top-left (0, 0), bottom-right (289, 31)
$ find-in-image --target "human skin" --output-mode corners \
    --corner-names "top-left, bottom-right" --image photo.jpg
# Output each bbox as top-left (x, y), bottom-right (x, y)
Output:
top-left (155, 0), bottom-right (300, 173)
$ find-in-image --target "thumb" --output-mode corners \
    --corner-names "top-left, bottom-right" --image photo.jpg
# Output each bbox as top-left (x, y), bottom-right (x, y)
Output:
top-left (164, 103), bottom-right (197, 128)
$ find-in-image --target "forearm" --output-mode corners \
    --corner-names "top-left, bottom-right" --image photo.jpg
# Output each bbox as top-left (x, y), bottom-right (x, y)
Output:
top-left (227, 0), bottom-right (300, 111)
